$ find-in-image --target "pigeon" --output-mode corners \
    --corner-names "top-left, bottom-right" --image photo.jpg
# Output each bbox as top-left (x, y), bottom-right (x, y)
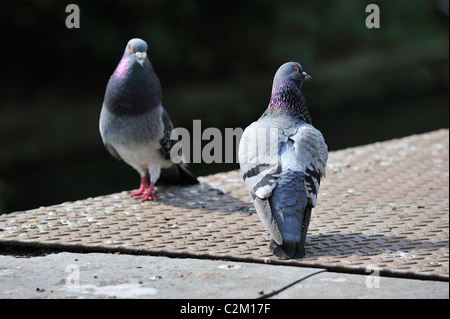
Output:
top-left (238, 62), bottom-right (328, 259)
top-left (99, 38), bottom-right (198, 201)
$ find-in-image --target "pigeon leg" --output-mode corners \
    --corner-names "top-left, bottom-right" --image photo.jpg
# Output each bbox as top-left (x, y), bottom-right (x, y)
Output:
top-left (130, 176), bottom-right (148, 196)
top-left (136, 182), bottom-right (156, 201)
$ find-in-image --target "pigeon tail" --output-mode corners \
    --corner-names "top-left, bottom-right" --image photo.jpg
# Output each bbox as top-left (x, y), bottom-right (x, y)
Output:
top-left (269, 168), bottom-right (310, 259)
top-left (158, 164), bottom-right (199, 186)
top-left (269, 206), bottom-right (311, 259)
top-left (270, 238), bottom-right (304, 259)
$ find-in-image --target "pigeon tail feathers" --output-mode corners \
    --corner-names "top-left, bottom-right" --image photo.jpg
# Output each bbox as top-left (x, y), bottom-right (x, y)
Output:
top-left (158, 164), bottom-right (199, 185)
top-left (268, 168), bottom-right (309, 259)
top-left (269, 205), bottom-right (311, 259)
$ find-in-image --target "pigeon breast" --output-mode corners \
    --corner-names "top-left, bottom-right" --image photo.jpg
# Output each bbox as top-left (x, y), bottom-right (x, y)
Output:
top-left (103, 53), bottom-right (162, 116)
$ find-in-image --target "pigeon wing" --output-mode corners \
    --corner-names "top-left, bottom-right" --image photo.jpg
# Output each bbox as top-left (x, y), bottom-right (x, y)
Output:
top-left (158, 107), bottom-right (176, 160)
top-left (291, 124), bottom-right (328, 207)
top-left (239, 120), bottom-right (286, 244)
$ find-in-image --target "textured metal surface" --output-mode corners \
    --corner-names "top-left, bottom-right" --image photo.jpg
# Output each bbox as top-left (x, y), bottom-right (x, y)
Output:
top-left (1, 129), bottom-right (448, 281)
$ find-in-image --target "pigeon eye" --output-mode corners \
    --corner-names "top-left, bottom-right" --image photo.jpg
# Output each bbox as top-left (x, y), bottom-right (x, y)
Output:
top-left (293, 66), bottom-right (299, 73)
top-left (129, 45), bottom-right (134, 52)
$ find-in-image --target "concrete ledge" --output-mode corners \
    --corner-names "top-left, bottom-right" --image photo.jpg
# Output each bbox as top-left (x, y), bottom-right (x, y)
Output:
top-left (1, 252), bottom-right (447, 299)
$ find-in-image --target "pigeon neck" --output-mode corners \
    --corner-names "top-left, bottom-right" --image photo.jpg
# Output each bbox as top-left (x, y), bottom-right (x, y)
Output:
top-left (104, 55), bottom-right (162, 116)
top-left (265, 82), bottom-right (312, 124)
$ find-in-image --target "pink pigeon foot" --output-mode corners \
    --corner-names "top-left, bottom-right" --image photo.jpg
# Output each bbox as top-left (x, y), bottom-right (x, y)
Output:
top-left (130, 177), bottom-right (149, 196)
top-left (135, 182), bottom-right (156, 201)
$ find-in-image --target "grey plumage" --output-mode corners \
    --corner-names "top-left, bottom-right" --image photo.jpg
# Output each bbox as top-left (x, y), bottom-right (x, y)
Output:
top-left (238, 62), bottom-right (327, 259)
top-left (99, 38), bottom-right (197, 201)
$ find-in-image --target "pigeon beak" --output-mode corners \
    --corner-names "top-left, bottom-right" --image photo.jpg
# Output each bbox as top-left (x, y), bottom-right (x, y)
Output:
top-left (135, 52), bottom-right (147, 67)
top-left (302, 71), bottom-right (312, 81)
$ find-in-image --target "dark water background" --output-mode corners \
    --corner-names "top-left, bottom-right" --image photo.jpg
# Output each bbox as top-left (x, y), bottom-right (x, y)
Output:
top-left (0, 0), bottom-right (448, 214)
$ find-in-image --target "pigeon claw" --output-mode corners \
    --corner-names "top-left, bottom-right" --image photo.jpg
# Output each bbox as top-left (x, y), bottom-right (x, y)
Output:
top-left (130, 176), bottom-right (149, 196)
top-left (133, 182), bottom-right (156, 201)
top-left (130, 188), bottom-right (145, 196)
top-left (136, 191), bottom-right (156, 201)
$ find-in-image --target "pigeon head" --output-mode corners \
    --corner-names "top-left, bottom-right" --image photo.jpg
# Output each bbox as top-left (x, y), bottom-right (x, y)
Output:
top-left (125, 38), bottom-right (148, 67)
top-left (272, 62), bottom-right (312, 90)
top-left (265, 62), bottom-right (312, 124)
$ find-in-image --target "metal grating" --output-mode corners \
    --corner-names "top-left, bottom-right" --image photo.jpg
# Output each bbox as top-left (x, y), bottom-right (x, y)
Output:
top-left (1, 129), bottom-right (448, 281)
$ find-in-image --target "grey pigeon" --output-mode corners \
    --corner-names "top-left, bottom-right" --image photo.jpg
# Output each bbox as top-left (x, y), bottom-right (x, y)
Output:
top-left (100, 38), bottom-right (198, 201)
top-left (238, 62), bottom-right (328, 259)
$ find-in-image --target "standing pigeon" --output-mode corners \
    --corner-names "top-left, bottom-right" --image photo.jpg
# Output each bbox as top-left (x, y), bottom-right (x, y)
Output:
top-left (238, 62), bottom-right (328, 259)
top-left (100, 38), bottom-right (198, 201)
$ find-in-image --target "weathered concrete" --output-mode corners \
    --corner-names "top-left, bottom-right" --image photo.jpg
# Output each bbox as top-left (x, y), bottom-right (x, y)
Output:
top-left (0, 252), bottom-right (447, 299)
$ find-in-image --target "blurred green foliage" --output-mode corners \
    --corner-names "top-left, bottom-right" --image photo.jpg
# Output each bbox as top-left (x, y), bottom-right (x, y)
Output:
top-left (0, 0), bottom-right (448, 213)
